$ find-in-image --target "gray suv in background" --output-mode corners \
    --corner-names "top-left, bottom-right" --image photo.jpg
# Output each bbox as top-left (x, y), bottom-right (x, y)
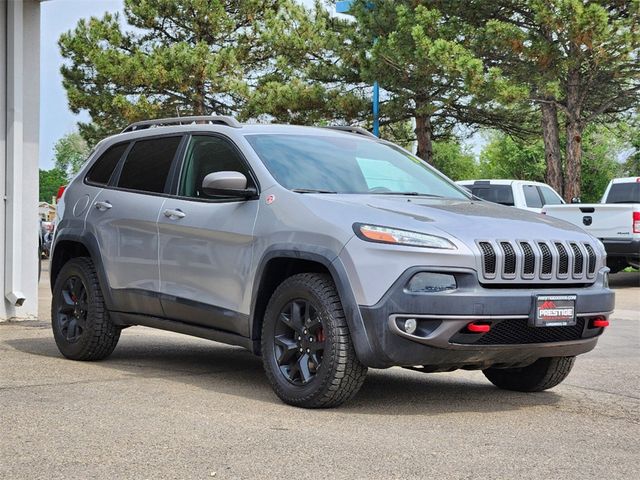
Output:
top-left (50, 116), bottom-right (614, 408)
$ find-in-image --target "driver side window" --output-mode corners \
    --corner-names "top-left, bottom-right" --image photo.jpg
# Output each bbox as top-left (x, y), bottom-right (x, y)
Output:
top-left (179, 135), bottom-right (253, 199)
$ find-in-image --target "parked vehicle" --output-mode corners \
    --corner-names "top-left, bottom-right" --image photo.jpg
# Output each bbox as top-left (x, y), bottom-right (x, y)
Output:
top-left (457, 179), bottom-right (564, 213)
top-left (50, 116), bottom-right (614, 408)
top-left (543, 177), bottom-right (640, 273)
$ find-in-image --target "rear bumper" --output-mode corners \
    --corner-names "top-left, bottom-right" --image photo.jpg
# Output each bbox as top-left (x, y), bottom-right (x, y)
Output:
top-left (602, 238), bottom-right (640, 258)
top-left (356, 267), bottom-right (614, 369)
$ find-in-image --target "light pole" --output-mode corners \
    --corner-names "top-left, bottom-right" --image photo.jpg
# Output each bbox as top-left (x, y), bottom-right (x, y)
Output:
top-left (336, 0), bottom-right (380, 137)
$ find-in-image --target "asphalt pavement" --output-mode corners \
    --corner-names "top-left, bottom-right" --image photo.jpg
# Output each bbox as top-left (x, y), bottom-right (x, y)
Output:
top-left (1, 262), bottom-right (638, 479)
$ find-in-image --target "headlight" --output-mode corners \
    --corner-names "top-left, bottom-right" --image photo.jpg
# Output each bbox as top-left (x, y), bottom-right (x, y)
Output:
top-left (354, 224), bottom-right (456, 250)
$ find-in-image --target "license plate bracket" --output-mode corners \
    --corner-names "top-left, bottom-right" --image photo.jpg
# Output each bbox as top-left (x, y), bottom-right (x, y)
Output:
top-left (531, 295), bottom-right (577, 327)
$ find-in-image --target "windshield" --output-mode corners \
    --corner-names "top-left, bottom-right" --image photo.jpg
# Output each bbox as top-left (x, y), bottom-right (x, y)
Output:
top-left (245, 134), bottom-right (470, 198)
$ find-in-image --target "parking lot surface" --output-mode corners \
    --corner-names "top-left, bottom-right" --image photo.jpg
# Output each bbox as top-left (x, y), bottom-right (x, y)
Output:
top-left (1, 263), bottom-right (638, 479)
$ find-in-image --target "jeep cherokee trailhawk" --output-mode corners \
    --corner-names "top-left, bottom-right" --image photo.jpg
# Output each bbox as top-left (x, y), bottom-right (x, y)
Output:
top-left (50, 116), bottom-right (614, 408)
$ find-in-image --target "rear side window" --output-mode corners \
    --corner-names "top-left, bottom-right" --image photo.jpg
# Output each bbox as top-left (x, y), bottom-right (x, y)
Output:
top-left (86, 143), bottom-right (128, 185)
top-left (539, 186), bottom-right (563, 205)
top-left (606, 183), bottom-right (640, 204)
top-left (117, 136), bottom-right (182, 193)
top-left (523, 185), bottom-right (543, 208)
top-left (471, 185), bottom-right (514, 206)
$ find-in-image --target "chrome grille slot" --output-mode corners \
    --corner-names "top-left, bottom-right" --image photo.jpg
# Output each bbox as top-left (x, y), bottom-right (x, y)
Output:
top-left (520, 242), bottom-right (535, 276)
top-left (538, 242), bottom-right (553, 276)
top-left (477, 239), bottom-right (599, 285)
top-left (500, 242), bottom-right (517, 275)
top-left (479, 242), bottom-right (496, 275)
top-left (570, 243), bottom-right (584, 276)
top-left (555, 242), bottom-right (569, 276)
top-left (584, 243), bottom-right (597, 275)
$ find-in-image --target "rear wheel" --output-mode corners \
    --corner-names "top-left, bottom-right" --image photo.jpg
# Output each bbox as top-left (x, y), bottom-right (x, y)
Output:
top-left (261, 273), bottom-right (367, 408)
top-left (51, 257), bottom-right (120, 361)
top-left (483, 356), bottom-right (575, 392)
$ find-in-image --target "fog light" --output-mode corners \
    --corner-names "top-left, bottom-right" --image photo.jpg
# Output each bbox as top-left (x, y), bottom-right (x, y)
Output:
top-left (407, 273), bottom-right (457, 293)
top-left (404, 318), bottom-right (418, 335)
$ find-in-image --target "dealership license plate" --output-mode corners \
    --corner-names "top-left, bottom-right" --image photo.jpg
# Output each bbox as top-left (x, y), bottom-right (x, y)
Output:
top-left (532, 295), bottom-right (577, 327)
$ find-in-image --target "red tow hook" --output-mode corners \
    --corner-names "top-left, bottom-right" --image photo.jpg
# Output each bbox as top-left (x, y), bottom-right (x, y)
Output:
top-left (467, 322), bottom-right (491, 333)
top-left (592, 316), bottom-right (609, 328)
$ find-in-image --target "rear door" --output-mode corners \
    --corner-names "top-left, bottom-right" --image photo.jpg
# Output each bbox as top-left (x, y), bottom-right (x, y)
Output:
top-left (85, 135), bottom-right (183, 316)
top-left (157, 134), bottom-right (259, 336)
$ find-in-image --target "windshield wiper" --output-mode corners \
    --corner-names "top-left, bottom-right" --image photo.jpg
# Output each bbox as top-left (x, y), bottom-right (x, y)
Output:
top-left (372, 192), bottom-right (443, 197)
top-left (291, 188), bottom-right (337, 194)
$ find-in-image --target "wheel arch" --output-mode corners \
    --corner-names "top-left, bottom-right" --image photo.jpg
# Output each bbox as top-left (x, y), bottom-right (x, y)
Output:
top-left (249, 248), bottom-right (377, 365)
top-left (50, 231), bottom-right (115, 310)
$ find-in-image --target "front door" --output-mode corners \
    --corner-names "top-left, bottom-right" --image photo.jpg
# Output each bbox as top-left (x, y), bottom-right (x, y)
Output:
top-left (157, 134), bottom-right (259, 336)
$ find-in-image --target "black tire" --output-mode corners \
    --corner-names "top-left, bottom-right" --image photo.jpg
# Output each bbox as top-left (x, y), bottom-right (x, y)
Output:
top-left (261, 273), bottom-right (367, 408)
top-left (483, 356), bottom-right (575, 392)
top-left (51, 257), bottom-right (120, 361)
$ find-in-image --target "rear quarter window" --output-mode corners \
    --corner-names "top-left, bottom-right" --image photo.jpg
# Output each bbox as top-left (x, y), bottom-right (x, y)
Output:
top-left (85, 142), bottom-right (129, 186)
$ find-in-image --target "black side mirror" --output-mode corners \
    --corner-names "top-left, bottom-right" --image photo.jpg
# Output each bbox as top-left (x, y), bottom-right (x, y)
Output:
top-left (202, 171), bottom-right (257, 198)
top-left (571, 197), bottom-right (581, 204)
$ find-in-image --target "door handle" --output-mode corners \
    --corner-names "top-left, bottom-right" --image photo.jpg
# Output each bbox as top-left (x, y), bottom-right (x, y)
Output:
top-left (163, 208), bottom-right (186, 219)
top-left (94, 201), bottom-right (112, 211)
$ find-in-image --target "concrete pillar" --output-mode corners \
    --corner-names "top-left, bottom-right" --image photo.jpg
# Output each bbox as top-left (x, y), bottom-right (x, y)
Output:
top-left (1, 0), bottom-right (40, 321)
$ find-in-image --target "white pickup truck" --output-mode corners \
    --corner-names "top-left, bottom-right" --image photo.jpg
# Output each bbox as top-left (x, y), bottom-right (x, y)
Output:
top-left (543, 177), bottom-right (640, 272)
top-left (457, 179), bottom-right (565, 214)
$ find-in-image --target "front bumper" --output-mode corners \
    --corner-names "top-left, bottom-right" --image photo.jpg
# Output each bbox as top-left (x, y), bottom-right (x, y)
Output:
top-left (356, 267), bottom-right (614, 369)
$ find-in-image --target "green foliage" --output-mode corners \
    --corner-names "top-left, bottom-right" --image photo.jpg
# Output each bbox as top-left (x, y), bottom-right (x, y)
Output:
top-left (579, 126), bottom-right (624, 202)
top-left (431, 141), bottom-right (478, 181)
top-left (479, 132), bottom-right (546, 181)
top-left (59, 0), bottom-right (293, 143)
top-left (53, 132), bottom-right (90, 176)
top-left (39, 168), bottom-right (68, 203)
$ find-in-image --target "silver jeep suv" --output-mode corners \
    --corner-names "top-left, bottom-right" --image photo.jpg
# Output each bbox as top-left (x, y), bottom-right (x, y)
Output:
top-left (50, 116), bottom-right (614, 408)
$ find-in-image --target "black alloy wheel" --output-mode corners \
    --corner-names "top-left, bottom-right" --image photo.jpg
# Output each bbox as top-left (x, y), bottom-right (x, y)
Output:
top-left (55, 275), bottom-right (88, 343)
top-left (274, 299), bottom-right (326, 385)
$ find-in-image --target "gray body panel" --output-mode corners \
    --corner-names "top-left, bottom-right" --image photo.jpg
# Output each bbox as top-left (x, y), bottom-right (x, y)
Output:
top-left (52, 122), bottom-right (614, 369)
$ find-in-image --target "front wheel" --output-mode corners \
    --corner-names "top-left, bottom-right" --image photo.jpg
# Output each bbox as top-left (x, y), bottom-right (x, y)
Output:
top-left (483, 356), bottom-right (575, 392)
top-left (261, 273), bottom-right (367, 408)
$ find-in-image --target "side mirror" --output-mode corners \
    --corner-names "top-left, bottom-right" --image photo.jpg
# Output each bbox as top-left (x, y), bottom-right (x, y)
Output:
top-left (571, 197), bottom-right (581, 204)
top-left (202, 171), bottom-right (256, 198)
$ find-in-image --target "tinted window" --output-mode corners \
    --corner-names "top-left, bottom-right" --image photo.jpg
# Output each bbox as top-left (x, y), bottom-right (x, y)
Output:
top-left (470, 185), bottom-right (514, 206)
top-left (245, 134), bottom-right (468, 199)
top-left (522, 185), bottom-right (543, 208)
top-left (606, 183), bottom-right (640, 203)
top-left (86, 143), bottom-right (128, 185)
top-left (179, 135), bottom-right (254, 198)
top-left (539, 186), bottom-right (563, 205)
top-left (117, 136), bottom-right (181, 193)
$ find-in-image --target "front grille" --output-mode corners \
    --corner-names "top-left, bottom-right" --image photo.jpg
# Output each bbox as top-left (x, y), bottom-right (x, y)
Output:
top-left (479, 242), bottom-right (496, 275)
top-left (477, 239), bottom-right (599, 284)
top-left (555, 242), bottom-right (569, 275)
top-left (584, 244), bottom-right (596, 274)
top-left (539, 242), bottom-right (553, 275)
top-left (458, 318), bottom-right (586, 345)
top-left (570, 243), bottom-right (584, 275)
top-left (500, 242), bottom-right (516, 274)
top-left (520, 242), bottom-right (535, 275)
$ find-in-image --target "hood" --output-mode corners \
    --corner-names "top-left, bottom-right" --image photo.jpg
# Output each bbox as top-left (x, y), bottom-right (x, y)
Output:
top-left (300, 194), bottom-right (592, 244)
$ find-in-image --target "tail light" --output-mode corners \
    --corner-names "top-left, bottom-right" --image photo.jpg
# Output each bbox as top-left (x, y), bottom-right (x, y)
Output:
top-left (633, 211), bottom-right (640, 234)
top-left (56, 185), bottom-right (66, 202)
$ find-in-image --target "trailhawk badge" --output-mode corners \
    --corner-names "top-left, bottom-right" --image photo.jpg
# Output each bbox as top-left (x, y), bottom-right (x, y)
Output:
top-left (532, 295), bottom-right (577, 327)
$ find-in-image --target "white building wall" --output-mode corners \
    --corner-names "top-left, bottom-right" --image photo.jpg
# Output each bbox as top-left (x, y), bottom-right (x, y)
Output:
top-left (1, 0), bottom-right (40, 320)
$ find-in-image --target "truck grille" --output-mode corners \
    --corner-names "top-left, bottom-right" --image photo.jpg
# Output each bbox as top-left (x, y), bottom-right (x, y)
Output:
top-left (476, 240), bottom-right (599, 284)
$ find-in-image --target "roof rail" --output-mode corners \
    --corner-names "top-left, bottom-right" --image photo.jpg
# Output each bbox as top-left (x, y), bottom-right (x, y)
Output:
top-left (324, 126), bottom-right (377, 138)
top-left (121, 115), bottom-right (241, 133)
